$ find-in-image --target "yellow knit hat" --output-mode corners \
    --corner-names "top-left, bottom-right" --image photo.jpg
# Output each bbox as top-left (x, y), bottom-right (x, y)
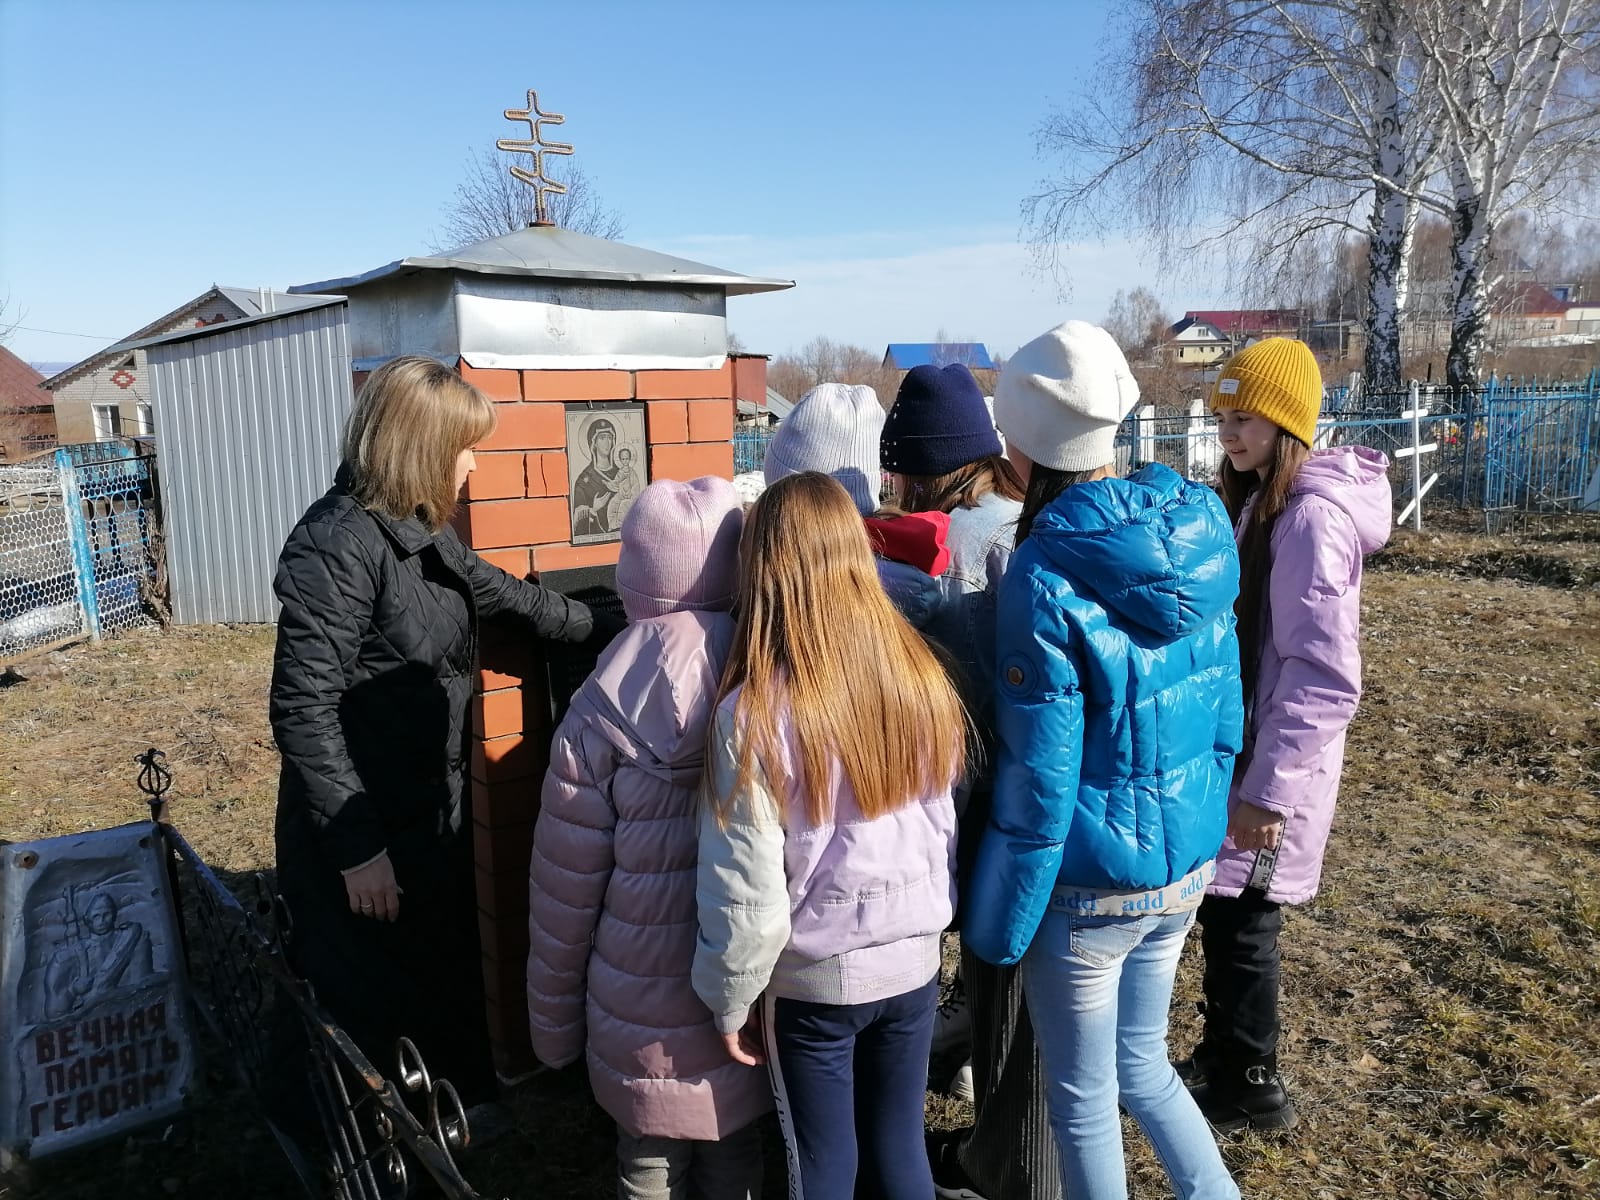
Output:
top-left (1207, 337), bottom-right (1322, 447)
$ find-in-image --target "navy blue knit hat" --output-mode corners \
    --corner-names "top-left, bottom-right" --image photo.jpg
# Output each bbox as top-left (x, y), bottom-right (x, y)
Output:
top-left (880, 364), bottom-right (1002, 477)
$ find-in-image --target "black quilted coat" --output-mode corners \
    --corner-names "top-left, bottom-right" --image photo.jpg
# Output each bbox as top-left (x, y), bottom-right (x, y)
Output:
top-left (269, 471), bottom-right (608, 1098)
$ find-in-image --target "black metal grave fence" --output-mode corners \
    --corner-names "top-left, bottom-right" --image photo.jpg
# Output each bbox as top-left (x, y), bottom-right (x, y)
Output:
top-left (137, 751), bottom-right (502, 1200)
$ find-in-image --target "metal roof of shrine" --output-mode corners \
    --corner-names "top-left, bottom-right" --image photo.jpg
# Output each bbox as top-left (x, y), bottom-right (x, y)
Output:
top-left (290, 224), bottom-right (794, 298)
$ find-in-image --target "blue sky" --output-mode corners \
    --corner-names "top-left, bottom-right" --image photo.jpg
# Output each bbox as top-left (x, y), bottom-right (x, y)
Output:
top-left (1, 0), bottom-right (1220, 368)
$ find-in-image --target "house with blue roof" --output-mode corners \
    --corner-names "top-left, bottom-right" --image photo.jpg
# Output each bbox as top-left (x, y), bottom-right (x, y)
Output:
top-left (882, 342), bottom-right (995, 370)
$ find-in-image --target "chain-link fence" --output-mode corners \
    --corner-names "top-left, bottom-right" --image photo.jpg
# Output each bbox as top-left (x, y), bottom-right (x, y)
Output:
top-left (0, 443), bottom-right (162, 661)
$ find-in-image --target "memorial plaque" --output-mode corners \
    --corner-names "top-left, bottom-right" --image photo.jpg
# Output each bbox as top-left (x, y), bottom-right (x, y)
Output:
top-left (0, 823), bottom-right (197, 1163)
top-left (566, 404), bottom-right (647, 545)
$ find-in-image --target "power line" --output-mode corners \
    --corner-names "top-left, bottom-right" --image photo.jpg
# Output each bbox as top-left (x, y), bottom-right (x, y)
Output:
top-left (10, 324), bottom-right (118, 340)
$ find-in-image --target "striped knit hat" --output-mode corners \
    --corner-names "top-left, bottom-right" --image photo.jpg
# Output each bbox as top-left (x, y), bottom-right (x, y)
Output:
top-left (763, 383), bottom-right (884, 515)
top-left (1208, 337), bottom-right (1323, 447)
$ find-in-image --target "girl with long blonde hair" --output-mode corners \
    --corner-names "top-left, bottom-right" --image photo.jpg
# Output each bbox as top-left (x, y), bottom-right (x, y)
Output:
top-left (692, 471), bottom-right (965, 1200)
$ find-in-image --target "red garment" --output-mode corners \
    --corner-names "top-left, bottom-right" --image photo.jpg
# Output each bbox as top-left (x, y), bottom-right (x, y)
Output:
top-left (864, 510), bottom-right (952, 577)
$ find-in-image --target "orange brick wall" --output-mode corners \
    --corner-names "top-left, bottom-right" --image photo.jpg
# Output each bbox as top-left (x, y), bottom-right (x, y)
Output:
top-left (455, 360), bottom-right (740, 1077)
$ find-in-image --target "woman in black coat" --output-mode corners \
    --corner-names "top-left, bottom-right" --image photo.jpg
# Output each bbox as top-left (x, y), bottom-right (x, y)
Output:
top-left (269, 355), bottom-right (617, 1108)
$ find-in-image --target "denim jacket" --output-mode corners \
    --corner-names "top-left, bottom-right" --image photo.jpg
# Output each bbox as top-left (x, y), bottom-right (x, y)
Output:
top-left (878, 492), bottom-right (1020, 730)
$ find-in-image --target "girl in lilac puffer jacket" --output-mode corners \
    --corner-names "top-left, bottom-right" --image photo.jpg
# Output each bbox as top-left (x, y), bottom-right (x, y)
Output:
top-left (1196, 338), bottom-right (1392, 1133)
top-left (527, 477), bottom-right (771, 1200)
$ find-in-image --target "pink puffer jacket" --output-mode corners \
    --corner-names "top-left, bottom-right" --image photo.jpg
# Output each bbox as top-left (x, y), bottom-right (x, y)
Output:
top-left (1210, 447), bottom-right (1392, 905)
top-left (526, 611), bottom-right (772, 1140)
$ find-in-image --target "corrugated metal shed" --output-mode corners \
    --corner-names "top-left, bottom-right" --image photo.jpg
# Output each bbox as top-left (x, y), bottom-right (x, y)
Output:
top-left (882, 343), bottom-right (995, 370)
top-left (144, 299), bottom-right (352, 624)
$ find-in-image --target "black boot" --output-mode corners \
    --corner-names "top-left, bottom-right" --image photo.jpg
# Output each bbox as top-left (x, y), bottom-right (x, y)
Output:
top-left (1174, 1037), bottom-right (1221, 1086)
top-left (1191, 1056), bottom-right (1298, 1133)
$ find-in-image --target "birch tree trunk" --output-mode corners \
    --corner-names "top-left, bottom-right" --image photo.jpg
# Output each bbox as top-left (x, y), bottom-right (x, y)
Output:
top-left (1447, 192), bottom-right (1495, 388)
top-left (1363, 184), bottom-right (1408, 394)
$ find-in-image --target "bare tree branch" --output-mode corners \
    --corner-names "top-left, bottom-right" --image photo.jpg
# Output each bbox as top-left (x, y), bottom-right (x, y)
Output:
top-left (430, 147), bottom-right (626, 252)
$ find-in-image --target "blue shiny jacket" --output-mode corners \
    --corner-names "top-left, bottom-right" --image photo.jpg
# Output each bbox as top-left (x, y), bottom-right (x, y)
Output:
top-left (963, 464), bottom-right (1244, 966)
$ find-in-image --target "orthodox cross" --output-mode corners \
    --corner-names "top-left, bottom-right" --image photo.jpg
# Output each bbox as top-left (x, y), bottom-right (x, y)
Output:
top-left (497, 89), bottom-right (574, 226)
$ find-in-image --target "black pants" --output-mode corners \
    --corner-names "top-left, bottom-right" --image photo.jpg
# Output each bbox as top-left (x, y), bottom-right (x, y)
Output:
top-left (278, 835), bottom-right (497, 1106)
top-left (1196, 890), bottom-right (1283, 1061)
top-left (957, 946), bottom-right (1062, 1200)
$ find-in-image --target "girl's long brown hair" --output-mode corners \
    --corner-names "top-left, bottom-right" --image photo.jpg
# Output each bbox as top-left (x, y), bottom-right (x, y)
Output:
top-left (713, 471), bottom-right (968, 827)
top-left (893, 453), bottom-right (1026, 515)
top-left (1220, 434), bottom-right (1311, 709)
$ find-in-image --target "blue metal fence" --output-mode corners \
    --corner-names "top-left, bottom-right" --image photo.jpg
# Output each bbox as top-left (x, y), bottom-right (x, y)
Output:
top-left (1478, 377), bottom-right (1600, 528)
top-left (0, 441), bottom-right (161, 660)
top-left (734, 424), bottom-right (775, 475)
top-left (1113, 376), bottom-right (1600, 529)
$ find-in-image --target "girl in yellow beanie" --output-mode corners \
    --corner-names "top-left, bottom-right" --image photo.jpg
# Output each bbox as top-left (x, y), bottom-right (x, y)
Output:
top-left (1192, 337), bottom-right (1393, 1131)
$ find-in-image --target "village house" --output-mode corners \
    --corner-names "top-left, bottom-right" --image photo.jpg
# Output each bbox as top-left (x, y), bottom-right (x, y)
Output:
top-left (1163, 310), bottom-right (1305, 366)
top-left (1402, 280), bottom-right (1575, 356)
top-left (0, 347), bottom-right (55, 461)
top-left (41, 286), bottom-right (329, 444)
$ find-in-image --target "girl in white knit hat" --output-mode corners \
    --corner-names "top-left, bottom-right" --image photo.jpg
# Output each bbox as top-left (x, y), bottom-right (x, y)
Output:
top-left (762, 382), bottom-right (885, 514)
top-left (963, 321), bottom-right (1244, 1200)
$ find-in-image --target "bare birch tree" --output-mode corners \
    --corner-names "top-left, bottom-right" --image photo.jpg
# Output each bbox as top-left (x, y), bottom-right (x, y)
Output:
top-left (1411, 0), bottom-right (1600, 386)
top-left (431, 147), bottom-right (626, 252)
top-left (1028, 0), bottom-right (1438, 393)
top-left (1103, 286), bottom-right (1172, 354)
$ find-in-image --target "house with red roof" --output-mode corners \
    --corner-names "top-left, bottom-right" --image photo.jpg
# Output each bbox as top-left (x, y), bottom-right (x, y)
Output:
top-left (1164, 309), bottom-right (1304, 365)
top-left (0, 346), bottom-right (55, 461)
top-left (1404, 280), bottom-right (1574, 355)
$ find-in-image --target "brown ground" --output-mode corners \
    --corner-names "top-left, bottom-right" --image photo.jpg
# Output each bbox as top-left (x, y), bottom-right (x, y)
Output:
top-left (2, 519), bottom-right (1597, 1199)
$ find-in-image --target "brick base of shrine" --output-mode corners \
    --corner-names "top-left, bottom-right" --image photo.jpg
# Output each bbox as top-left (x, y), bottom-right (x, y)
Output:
top-left (438, 354), bottom-right (765, 1077)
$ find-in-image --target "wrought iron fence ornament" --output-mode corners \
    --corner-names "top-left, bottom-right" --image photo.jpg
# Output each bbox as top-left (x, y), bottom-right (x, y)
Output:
top-left (135, 747), bottom-right (171, 822)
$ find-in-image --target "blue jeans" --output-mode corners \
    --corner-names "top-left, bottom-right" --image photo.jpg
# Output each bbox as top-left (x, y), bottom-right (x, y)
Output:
top-left (762, 978), bottom-right (938, 1200)
top-left (1022, 907), bottom-right (1239, 1200)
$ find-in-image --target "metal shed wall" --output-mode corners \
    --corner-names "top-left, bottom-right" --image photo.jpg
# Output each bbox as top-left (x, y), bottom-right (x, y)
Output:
top-left (146, 305), bottom-right (353, 624)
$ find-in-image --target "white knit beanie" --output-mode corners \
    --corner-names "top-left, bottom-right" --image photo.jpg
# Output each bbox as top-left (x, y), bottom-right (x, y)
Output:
top-left (616, 477), bottom-right (744, 622)
top-left (994, 321), bottom-right (1140, 471)
top-left (763, 382), bottom-right (884, 515)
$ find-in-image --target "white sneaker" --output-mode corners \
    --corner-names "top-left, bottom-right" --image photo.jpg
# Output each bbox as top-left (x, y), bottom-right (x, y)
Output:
top-left (948, 1060), bottom-right (974, 1104)
top-left (931, 977), bottom-right (970, 1056)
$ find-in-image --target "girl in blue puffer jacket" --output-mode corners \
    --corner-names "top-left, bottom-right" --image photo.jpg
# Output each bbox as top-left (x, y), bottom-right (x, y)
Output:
top-left (964, 321), bottom-right (1244, 1200)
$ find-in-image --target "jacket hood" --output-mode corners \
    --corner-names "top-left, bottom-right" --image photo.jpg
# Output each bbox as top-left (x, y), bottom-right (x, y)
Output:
top-left (1290, 447), bottom-right (1392, 556)
top-left (1028, 463), bottom-right (1239, 639)
top-left (584, 610), bottom-right (734, 769)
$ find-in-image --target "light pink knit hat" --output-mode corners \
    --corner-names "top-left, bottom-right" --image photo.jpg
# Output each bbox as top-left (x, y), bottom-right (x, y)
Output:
top-left (616, 476), bottom-right (744, 622)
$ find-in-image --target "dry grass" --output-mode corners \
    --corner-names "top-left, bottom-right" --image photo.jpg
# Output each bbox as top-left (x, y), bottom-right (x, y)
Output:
top-left (2, 523), bottom-right (1598, 1199)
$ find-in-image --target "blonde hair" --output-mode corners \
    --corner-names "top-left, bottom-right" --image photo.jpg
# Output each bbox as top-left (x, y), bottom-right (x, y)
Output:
top-left (342, 356), bottom-right (496, 531)
top-left (713, 471), bottom-right (967, 827)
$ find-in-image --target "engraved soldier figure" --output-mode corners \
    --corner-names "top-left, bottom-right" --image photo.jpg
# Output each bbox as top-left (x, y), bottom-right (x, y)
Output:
top-left (43, 890), bottom-right (154, 1019)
